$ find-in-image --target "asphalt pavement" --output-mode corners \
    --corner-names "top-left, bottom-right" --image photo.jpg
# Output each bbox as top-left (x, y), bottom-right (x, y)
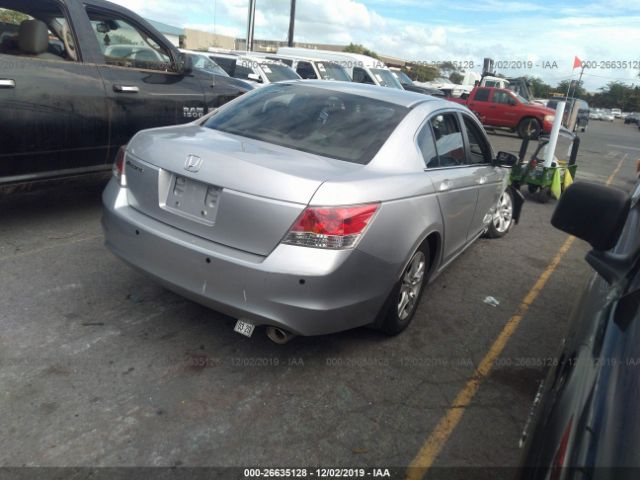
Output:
top-left (0, 119), bottom-right (638, 478)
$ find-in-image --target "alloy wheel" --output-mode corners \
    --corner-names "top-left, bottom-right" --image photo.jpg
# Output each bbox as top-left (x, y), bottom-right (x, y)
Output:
top-left (397, 251), bottom-right (426, 320)
top-left (493, 191), bottom-right (513, 233)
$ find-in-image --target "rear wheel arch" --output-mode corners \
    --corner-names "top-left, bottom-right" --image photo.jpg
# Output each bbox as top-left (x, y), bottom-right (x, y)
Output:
top-left (402, 230), bottom-right (440, 281)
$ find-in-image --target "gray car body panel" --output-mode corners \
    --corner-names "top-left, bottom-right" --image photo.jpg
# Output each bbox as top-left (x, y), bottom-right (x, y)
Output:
top-left (102, 81), bottom-right (507, 335)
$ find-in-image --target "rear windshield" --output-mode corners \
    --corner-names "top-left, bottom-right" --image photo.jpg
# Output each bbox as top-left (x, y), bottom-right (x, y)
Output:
top-left (203, 84), bottom-right (409, 164)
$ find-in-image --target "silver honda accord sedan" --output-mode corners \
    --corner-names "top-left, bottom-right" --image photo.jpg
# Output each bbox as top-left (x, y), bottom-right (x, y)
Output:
top-left (102, 81), bottom-right (522, 342)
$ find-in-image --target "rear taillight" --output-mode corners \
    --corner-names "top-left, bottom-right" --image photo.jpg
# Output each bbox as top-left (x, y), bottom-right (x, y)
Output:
top-left (112, 145), bottom-right (127, 186)
top-left (283, 203), bottom-right (379, 249)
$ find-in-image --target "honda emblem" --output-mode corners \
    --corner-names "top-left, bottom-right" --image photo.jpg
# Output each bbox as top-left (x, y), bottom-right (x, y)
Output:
top-left (184, 154), bottom-right (203, 173)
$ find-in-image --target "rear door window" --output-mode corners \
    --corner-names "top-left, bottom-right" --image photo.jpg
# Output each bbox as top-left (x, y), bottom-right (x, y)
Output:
top-left (430, 113), bottom-right (465, 167)
top-left (461, 115), bottom-right (491, 164)
top-left (0, 3), bottom-right (76, 62)
top-left (417, 123), bottom-right (439, 168)
top-left (473, 88), bottom-right (490, 102)
top-left (492, 90), bottom-right (513, 104)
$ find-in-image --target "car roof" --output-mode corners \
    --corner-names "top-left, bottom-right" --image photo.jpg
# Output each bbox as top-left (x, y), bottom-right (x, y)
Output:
top-left (207, 52), bottom-right (284, 65)
top-left (276, 80), bottom-right (453, 109)
top-left (277, 48), bottom-right (387, 68)
top-left (256, 53), bottom-right (345, 66)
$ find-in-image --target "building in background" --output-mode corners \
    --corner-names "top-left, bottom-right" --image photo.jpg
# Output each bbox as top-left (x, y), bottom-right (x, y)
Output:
top-left (234, 39), bottom-right (345, 53)
top-left (183, 29), bottom-right (236, 50)
top-left (142, 20), bottom-right (410, 70)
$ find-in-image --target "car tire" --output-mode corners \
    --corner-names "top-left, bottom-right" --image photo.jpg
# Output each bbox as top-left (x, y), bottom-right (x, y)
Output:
top-left (377, 244), bottom-right (430, 336)
top-left (517, 118), bottom-right (541, 139)
top-left (485, 190), bottom-right (514, 238)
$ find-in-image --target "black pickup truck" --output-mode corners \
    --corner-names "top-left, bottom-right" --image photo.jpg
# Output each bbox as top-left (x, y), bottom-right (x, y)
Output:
top-left (0, 0), bottom-right (252, 186)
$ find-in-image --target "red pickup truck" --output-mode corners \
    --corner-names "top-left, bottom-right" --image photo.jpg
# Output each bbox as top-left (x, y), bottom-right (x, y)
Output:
top-left (447, 86), bottom-right (556, 139)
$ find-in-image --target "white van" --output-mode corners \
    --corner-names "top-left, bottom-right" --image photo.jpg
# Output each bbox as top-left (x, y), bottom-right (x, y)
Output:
top-left (276, 47), bottom-right (403, 89)
top-left (206, 52), bottom-right (300, 86)
top-left (248, 51), bottom-right (351, 82)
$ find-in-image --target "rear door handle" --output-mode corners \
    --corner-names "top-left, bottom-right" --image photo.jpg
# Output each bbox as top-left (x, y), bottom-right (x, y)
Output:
top-left (476, 176), bottom-right (488, 185)
top-left (113, 85), bottom-right (140, 93)
top-left (0, 79), bottom-right (15, 88)
top-left (438, 180), bottom-right (452, 191)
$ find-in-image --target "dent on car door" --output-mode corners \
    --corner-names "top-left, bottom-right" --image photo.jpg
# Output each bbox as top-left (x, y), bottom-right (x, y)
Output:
top-left (0, 0), bottom-right (109, 183)
top-left (418, 112), bottom-right (479, 263)
top-left (460, 113), bottom-right (504, 237)
top-left (86, 8), bottom-right (206, 157)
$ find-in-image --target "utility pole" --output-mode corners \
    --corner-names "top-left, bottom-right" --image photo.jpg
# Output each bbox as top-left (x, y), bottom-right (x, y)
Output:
top-left (287, 0), bottom-right (296, 47)
top-left (246, 0), bottom-right (256, 51)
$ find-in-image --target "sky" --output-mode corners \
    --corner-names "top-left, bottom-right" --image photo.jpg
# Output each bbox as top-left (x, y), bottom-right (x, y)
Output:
top-left (111, 0), bottom-right (640, 91)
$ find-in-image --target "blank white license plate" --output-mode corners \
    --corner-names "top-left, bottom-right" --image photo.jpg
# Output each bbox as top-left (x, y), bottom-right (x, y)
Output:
top-left (234, 320), bottom-right (255, 338)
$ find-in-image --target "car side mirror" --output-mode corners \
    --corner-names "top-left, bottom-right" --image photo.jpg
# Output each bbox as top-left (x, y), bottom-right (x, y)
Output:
top-left (247, 72), bottom-right (262, 83)
top-left (551, 182), bottom-right (631, 283)
top-left (495, 151), bottom-right (518, 167)
top-left (177, 53), bottom-right (193, 75)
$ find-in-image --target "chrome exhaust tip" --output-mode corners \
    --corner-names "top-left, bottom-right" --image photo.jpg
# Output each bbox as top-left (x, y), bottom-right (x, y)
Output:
top-left (266, 326), bottom-right (296, 345)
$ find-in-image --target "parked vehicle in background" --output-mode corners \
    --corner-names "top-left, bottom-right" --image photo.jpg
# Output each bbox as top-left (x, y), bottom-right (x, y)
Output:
top-left (611, 108), bottom-right (622, 118)
top-left (601, 109), bottom-right (615, 122)
top-left (421, 76), bottom-right (465, 97)
top-left (180, 49), bottom-right (228, 76)
top-left (277, 47), bottom-right (403, 90)
top-left (546, 97), bottom-right (589, 132)
top-left (518, 182), bottom-right (640, 478)
top-left (250, 52), bottom-right (351, 82)
top-left (462, 72), bottom-right (509, 96)
top-left (589, 109), bottom-right (602, 120)
top-left (102, 81), bottom-right (522, 342)
top-left (625, 113), bottom-right (640, 124)
top-left (391, 70), bottom-right (445, 96)
top-left (0, 0), bottom-right (252, 187)
top-left (576, 105), bottom-right (589, 132)
top-left (206, 52), bottom-right (300, 86)
top-left (447, 86), bottom-right (556, 138)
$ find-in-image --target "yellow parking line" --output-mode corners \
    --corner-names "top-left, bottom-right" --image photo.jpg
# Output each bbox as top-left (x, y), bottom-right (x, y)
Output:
top-left (406, 156), bottom-right (626, 480)
top-left (606, 154), bottom-right (626, 185)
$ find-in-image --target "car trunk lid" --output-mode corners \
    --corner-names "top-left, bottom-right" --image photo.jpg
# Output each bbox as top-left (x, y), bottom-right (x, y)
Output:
top-left (124, 125), bottom-right (360, 256)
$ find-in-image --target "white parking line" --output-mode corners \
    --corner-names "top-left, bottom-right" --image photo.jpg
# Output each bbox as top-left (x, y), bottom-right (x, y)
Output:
top-left (607, 144), bottom-right (640, 151)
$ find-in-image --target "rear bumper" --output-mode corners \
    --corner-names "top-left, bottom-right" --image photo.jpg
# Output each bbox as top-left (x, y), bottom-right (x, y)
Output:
top-left (101, 180), bottom-right (395, 336)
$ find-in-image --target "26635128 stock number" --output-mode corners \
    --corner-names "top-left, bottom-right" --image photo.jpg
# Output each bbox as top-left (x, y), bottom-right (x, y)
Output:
top-left (243, 468), bottom-right (392, 478)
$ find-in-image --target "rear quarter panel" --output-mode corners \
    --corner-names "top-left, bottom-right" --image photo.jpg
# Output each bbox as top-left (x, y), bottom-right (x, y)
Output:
top-left (310, 102), bottom-right (446, 279)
